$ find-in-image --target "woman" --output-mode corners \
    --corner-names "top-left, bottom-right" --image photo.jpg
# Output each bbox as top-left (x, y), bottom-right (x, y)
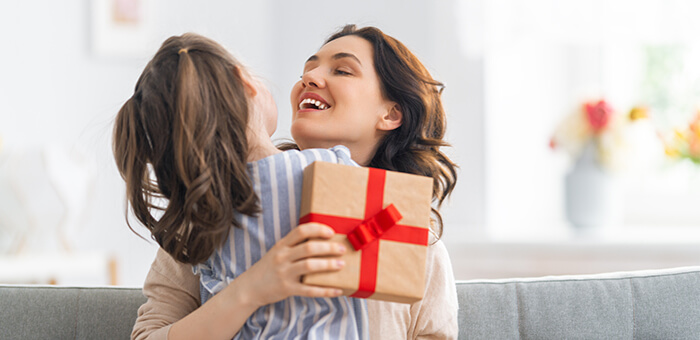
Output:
top-left (131, 25), bottom-right (458, 339)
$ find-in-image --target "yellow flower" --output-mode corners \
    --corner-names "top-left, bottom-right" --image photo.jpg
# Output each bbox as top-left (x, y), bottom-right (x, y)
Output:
top-left (664, 113), bottom-right (700, 163)
top-left (673, 129), bottom-right (687, 142)
top-left (629, 106), bottom-right (649, 121)
top-left (665, 145), bottom-right (681, 158)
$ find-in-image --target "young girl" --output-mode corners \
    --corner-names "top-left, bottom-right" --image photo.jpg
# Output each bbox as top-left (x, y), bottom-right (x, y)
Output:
top-left (113, 33), bottom-right (372, 339)
top-left (129, 25), bottom-right (459, 340)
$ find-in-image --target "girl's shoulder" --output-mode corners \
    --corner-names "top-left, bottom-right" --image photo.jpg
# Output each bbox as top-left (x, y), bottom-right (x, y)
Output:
top-left (297, 145), bottom-right (358, 167)
top-left (248, 146), bottom-right (357, 171)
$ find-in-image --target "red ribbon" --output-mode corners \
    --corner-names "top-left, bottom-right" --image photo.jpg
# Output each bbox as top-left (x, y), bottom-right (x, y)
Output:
top-left (347, 204), bottom-right (402, 251)
top-left (299, 167), bottom-right (429, 298)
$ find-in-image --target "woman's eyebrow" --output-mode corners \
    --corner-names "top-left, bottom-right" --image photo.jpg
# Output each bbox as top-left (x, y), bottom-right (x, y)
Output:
top-left (332, 52), bottom-right (362, 66)
top-left (305, 55), bottom-right (319, 63)
top-left (304, 52), bottom-right (362, 66)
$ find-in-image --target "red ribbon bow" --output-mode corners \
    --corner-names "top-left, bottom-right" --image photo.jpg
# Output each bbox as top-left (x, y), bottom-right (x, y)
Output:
top-left (299, 167), bottom-right (429, 298)
top-left (347, 204), bottom-right (402, 251)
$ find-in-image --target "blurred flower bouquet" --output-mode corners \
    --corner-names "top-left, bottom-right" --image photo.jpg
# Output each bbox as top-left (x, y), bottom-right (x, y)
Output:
top-left (551, 99), bottom-right (664, 230)
top-left (662, 111), bottom-right (700, 164)
top-left (550, 99), bottom-right (662, 173)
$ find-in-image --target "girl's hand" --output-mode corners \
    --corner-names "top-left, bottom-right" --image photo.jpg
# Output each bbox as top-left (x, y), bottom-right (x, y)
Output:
top-left (234, 222), bottom-right (347, 308)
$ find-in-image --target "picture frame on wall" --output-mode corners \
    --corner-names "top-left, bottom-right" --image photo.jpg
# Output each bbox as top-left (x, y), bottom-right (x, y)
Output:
top-left (91, 0), bottom-right (155, 58)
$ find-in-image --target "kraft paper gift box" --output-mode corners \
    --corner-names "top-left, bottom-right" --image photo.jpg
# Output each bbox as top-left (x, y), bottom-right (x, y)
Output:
top-left (299, 161), bottom-right (433, 304)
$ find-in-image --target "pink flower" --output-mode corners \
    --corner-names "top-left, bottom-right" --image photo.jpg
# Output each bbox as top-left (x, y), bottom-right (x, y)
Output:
top-left (584, 100), bottom-right (614, 133)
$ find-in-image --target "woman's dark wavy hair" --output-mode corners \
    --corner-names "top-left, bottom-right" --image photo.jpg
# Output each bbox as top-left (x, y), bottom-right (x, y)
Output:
top-left (326, 24), bottom-right (458, 239)
top-left (113, 33), bottom-right (258, 265)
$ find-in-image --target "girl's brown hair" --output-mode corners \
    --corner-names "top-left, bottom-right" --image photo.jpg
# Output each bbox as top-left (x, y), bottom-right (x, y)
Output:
top-left (326, 25), bottom-right (458, 239)
top-left (113, 33), bottom-right (258, 265)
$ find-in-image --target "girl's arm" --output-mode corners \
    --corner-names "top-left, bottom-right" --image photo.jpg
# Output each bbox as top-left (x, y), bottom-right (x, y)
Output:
top-left (132, 223), bottom-right (346, 340)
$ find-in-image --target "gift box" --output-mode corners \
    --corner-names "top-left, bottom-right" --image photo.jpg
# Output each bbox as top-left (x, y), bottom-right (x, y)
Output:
top-left (299, 161), bottom-right (433, 304)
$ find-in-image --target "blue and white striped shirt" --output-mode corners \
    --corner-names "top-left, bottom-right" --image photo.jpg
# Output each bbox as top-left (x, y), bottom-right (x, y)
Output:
top-left (193, 146), bottom-right (369, 339)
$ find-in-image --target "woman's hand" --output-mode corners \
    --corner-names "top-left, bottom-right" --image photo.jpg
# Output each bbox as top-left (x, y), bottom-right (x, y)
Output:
top-left (168, 222), bottom-right (345, 340)
top-left (233, 222), bottom-right (347, 309)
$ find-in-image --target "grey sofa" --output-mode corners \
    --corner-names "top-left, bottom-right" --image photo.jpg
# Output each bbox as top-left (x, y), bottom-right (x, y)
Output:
top-left (1, 266), bottom-right (699, 339)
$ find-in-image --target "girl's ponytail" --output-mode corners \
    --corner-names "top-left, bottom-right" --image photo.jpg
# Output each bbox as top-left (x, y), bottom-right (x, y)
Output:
top-left (113, 97), bottom-right (159, 240)
top-left (114, 33), bottom-right (259, 264)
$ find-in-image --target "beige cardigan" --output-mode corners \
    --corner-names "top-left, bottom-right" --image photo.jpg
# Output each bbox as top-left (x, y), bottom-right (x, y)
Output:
top-left (132, 238), bottom-right (458, 339)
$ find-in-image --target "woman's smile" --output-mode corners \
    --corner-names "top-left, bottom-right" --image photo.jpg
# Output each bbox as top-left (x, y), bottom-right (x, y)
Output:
top-left (296, 92), bottom-right (332, 113)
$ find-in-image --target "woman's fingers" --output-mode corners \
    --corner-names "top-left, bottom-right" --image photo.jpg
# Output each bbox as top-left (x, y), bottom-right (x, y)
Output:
top-left (280, 222), bottom-right (335, 247)
top-left (289, 257), bottom-right (345, 277)
top-left (286, 239), bottom-right (347, 262)
top-left (244, 222), bottom-right (350, 303)
top-left (295, 285), bottom-right (344, 298)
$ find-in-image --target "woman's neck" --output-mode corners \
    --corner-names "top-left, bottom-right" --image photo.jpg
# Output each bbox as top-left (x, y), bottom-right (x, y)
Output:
top-left (247, 132), bottom-right (281, 162)
top-left (296, 138), bottom-right (378, 166)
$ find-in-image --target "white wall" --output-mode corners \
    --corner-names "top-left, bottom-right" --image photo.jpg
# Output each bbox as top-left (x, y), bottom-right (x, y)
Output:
top-left (0, 0), bottom-right (485, 286)
top-left (1, 1), bottom-right (158, 286)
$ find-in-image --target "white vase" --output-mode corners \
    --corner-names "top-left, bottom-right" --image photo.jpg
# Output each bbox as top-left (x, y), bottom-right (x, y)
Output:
top-left (565, 142), bottom-right (623, 232)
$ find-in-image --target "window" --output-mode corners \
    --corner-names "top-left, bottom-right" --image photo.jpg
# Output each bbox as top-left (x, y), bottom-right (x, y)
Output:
top-left (483, 0), bottom-right (700, 238)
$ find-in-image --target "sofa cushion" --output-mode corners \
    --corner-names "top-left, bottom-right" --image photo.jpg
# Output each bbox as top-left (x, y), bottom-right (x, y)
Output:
top-left (456, 266), bottom-right (700, 339)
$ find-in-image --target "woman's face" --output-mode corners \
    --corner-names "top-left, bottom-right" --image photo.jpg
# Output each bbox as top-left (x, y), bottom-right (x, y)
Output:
top-left (290, 35), bottom-right (399, 165)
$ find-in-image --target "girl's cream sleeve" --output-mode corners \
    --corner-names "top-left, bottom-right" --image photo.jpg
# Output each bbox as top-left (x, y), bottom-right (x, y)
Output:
top-left (131, 248), bottom-right (201, 340)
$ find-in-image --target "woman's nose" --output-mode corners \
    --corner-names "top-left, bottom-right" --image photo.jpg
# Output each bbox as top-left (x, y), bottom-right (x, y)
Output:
top-left (301, 69), bottom-right (325, 89)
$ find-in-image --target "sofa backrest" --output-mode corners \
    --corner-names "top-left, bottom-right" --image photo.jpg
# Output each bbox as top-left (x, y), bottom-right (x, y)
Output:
top-left (0, 285), bottom-right (146, 339)
top-left (2, 266), bottom-right (699, 339)
top-left (457, 266), bottom-right (700, 339)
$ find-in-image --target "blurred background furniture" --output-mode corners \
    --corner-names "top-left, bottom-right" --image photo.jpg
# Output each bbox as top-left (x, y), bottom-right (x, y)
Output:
top-left (446, 237), bottom-right (700, 280)
top-left (2, 266), bottom-right (699, 339)
top-left (0, 252), bottom-right (117, 286)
